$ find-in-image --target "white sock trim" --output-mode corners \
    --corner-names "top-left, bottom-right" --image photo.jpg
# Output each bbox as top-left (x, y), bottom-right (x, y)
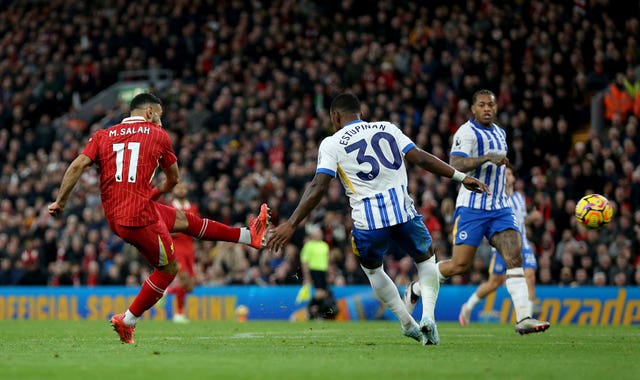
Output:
top-left (239, 228), bottom-right (251, 244)
top-left (123, 309), bottom-right (139, 326)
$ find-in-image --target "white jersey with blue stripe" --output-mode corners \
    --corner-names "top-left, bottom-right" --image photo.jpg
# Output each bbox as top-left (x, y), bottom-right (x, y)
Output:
top-left (450, 119), bottom-right (509, 210)
top-left (316, 119), bottom-right (419, 230)
top-left (509, 191), bottom-right (532, 251)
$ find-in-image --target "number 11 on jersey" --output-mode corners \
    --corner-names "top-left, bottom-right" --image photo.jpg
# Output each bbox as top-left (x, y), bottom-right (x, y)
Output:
top-left (113, 142), bottom-right (140, 183)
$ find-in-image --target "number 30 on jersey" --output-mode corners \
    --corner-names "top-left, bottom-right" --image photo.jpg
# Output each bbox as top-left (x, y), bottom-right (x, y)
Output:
top-left (344, 132), bottom-right (402, 181)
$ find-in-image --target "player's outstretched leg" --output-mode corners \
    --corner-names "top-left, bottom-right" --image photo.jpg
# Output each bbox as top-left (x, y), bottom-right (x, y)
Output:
top-left (176, 203), bottom-right (271, 246)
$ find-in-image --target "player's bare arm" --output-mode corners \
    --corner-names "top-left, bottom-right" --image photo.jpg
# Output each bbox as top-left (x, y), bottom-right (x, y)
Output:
top-left (450, 154), bottom-right (508, 173)
top-left (152, 162), bottom-right (180, 200)
top-left (48, 154), bottom-right (93, 217)
top-left (266, 173), bottom-right (332, 252)
top-left (405, 148), bottom-right (490, 194)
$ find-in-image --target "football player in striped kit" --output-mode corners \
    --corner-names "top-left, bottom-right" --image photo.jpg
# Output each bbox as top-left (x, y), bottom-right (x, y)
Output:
top-left (457, 165), bottom-right (540, 325)
top-left (405, 165), bottom-right (541, 326)
top-left (430, 89), bottom-right (549, 335)
top-left (267, 93), bottom-right (488, 345)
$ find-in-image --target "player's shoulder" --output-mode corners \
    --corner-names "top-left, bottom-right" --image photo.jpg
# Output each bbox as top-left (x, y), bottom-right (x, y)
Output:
top-left (89, 128), bottom-right (106, 139)
top-left (86, 127), bottom-right (110, 145)
top-left (452, 120), bottom-right (475, 139)
top-left (456, 120), bottom-right (475, 132)
top-left (493, 122), bottom-right (507, 134)
top-left (370, 120), bottom-right (402, 132)
top-left (317, 133), bottom-right (339, 156)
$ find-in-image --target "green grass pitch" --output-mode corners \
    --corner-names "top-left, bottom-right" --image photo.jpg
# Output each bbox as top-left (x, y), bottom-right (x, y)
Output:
top-left (1, 320), bottom-right (639, 380)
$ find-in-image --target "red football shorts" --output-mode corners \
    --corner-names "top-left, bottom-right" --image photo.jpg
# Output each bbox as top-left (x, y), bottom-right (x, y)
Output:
top-left (109, 203), bottom-right (178, 267)
top-left (154, 202), bottom-right (178, 228)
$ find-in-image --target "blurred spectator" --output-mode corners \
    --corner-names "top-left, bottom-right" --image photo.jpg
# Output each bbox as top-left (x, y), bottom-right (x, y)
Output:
top-left (604, 73), bottom-right (634, 125)
top-left (634, 267), bottom-right (640, 285)
top-left (573, 268), bottom-right (591, 286)
top-left (593, 271), bottom-right (608, 287)
top-left (0, 258), bottom-right (21, 285)
top-left (17, 249), bottom-right (47, 285)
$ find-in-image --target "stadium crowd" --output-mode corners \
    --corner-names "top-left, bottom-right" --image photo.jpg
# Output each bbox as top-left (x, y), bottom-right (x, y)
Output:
top-left (0, 0), bottom-right (639, 289)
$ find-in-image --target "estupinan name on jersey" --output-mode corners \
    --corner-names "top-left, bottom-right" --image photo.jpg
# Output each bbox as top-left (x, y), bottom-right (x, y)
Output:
top-left (109, 126), bottom-right (151, 137)
top-left (339, 123), bottom-right (386, 146)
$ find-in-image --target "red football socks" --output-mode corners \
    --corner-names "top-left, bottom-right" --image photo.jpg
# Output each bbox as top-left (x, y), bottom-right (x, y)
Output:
top-left (185, 213), bottom-right (240, 242)
top-left (129, 270), bottom-right (176, 317)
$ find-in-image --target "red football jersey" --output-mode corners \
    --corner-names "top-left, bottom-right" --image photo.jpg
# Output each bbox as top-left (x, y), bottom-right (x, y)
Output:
top-left (82, 116), bottom-right (177, 226)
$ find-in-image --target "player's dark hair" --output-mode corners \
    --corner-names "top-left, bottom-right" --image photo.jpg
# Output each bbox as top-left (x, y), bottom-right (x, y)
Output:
top-left (330, 93), bottom-right (361, 114)
top-left (471, 89), bottom-right (496, 105)
top-left (130, 93), bottom-right (162, 110)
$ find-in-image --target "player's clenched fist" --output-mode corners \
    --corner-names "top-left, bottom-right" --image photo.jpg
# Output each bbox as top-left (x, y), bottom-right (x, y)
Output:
top-left (48, 201), bottom-right (64, 217)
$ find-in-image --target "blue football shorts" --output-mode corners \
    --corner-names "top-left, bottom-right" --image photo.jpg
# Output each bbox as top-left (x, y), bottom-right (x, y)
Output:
top-left (351, 216), bottom-right (432, 263)
top-left (452, 207), bottom-right (519, 247)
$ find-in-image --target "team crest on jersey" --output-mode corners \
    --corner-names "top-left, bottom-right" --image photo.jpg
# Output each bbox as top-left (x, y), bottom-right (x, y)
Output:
top-left (454, 137), bottom-right (461, 147)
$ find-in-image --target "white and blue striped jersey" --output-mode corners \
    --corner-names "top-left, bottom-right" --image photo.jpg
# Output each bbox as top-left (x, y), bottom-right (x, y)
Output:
top-left (450, 119), bottom-right (509, 210)
top-left (509, 191), bottom-right (533, 252)
top-left (316, 119), bottom-right (419, 230)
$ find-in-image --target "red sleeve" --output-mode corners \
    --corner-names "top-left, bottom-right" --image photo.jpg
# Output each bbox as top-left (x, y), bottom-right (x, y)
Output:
top-left (158, 129), bottom-right (177, 169)
top-left (81, 132), bottom-right (100, 162)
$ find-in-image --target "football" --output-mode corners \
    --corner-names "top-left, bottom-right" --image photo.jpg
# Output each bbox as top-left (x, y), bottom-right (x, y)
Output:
top-left (574, 194), bottom-right (614, 229)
